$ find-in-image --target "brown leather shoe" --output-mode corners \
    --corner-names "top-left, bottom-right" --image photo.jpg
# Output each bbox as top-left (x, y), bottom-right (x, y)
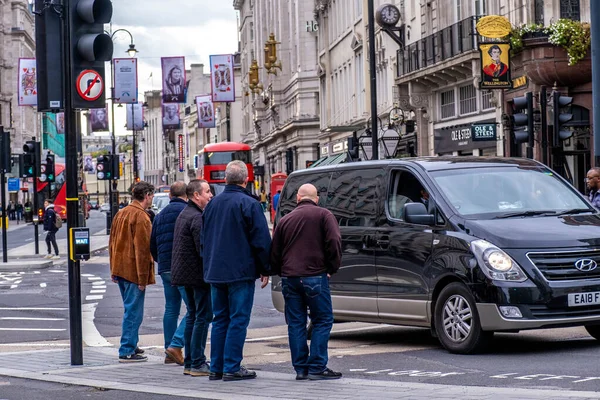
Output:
top-left (164, 355), bottom-right (175, 364)
top-left (165, 347), bottom-right (184, 366)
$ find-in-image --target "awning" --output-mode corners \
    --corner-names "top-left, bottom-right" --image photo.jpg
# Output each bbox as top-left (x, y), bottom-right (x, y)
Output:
top-left (307, 153), bottom-right (347, 168)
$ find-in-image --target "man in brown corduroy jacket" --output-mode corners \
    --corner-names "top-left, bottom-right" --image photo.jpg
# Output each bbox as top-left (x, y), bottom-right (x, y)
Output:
top-left (109, 181), bottom-right (156, 362)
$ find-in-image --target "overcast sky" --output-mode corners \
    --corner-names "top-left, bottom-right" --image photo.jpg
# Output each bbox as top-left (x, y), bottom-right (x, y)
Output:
top-left (111, 0), bottom-right (238, 94)
top-left (104, 0), bottom-right (239, 135)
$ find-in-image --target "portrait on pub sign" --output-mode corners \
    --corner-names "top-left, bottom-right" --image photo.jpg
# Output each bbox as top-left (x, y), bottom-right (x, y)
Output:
top-left (479, 42), bottom-right (512, 89)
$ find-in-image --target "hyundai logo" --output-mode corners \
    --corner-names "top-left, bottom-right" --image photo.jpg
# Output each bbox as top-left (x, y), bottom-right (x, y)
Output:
top-left (574, 259), bottom-right (598, 272)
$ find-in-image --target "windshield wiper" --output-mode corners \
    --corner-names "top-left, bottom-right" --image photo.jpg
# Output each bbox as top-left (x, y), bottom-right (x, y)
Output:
top-left (494, 210), bottom-right (557, 219)
top-left (552, 208), bottom-right (595, 216)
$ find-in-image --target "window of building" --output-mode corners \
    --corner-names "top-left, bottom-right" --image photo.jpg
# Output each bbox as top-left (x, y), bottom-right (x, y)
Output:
top-left (535, 0), bottom-right (544, 24)
top-left (455, 0), bottom-right (462, 22)
top-left (481, 90), bottom-right (494, 110)
top-left (560, 0), bottom-right (580, 21)
top-left (474, 0), bottom-right (486, 15)
top-left (440, 90), bottom-right (456, 119)
top-left (250, 22), bottom-right (254, 41)
top-left (459, 84), bottom-right (477, 115)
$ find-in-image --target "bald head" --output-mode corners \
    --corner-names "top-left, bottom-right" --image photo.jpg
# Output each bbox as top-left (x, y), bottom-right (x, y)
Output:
top-left (297, 184), bottom-right (318, 204)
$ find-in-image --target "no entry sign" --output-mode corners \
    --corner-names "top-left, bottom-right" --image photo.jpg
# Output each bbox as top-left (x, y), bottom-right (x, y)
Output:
top-left (76, 69), bottom-right (104, 102)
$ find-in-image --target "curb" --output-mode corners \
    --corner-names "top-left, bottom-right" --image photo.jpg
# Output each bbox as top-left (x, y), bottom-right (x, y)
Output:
top-left (0, 259), bottom-right (54, 271)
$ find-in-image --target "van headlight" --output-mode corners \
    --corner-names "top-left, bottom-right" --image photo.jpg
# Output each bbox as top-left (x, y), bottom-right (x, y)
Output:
top-left (470, 240), bottom-right (528, 282)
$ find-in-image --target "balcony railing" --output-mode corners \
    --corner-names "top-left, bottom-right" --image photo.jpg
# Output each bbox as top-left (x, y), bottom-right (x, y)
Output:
top-left (397, 16), bottom-right (480, 78)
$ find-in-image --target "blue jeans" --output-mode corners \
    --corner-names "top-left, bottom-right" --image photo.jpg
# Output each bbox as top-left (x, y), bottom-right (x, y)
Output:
top-left (184, 285), bottom-right (212, 369)
top-left (117, 278), bottom-right (146, 357)
top-left (160, 272), bottom-right (187, 349)
top-left (210, 281), bottom-right (255, 374)
top-left (282, 274), bottom-right (333, 375)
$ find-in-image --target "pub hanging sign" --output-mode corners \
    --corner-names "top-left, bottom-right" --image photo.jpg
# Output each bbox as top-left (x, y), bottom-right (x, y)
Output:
top-left (479, 42), bottom-right (512, 89)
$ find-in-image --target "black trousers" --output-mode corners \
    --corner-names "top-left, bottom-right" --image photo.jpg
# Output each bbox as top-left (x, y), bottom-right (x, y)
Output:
top-left (46, 231), bottom-right (59, 255)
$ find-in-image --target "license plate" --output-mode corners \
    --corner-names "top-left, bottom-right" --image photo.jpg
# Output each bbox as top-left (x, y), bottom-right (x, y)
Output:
top-left (568, 292), bottom-right (600, 307)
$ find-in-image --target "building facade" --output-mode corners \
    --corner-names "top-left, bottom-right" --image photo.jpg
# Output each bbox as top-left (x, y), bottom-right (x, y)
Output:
top-left (0, 0), bottom-right (38, 203)
top-left (235, 0), bottom-right (321, 188)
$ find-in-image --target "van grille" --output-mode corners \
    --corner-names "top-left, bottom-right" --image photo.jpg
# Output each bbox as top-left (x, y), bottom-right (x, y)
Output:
top-left (527, 250), bottom-right (600, 281)
top-left (529, 305), bottom-right (600, 319)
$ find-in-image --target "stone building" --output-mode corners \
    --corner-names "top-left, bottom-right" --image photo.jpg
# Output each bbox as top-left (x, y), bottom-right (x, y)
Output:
top-left (234, 0), bottom-right (321, 188)
top-left (0, 0), bottom-right (39, 202)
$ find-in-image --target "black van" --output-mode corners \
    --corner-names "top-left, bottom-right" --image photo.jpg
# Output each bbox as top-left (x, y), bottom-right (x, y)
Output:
top-left (271, 157), bottom-right (600, 354)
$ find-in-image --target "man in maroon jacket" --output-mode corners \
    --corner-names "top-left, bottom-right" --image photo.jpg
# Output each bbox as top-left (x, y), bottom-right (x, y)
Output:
top-left (270, 183), bottom-right (342, 381)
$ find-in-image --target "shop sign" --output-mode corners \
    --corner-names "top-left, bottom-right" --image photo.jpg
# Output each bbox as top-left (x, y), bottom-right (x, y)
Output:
top-left (472, 123), bottom-right (497, 141)
top-left (512, 75), bottom-right (528, 90)
top-left (476, 16), bottom-right (512, 38)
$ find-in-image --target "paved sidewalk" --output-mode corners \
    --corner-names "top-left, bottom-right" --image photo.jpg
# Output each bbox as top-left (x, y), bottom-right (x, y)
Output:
top-left (0, 348), bottom-right (597, 400)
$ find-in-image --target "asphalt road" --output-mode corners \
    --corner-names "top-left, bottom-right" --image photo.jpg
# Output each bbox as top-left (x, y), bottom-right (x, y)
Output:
top-left (0, 209), bottom-right (107, 252)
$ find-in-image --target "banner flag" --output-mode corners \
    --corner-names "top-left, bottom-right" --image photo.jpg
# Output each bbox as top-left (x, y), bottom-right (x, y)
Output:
top-left (114, 58), bottom-right (138, 104)
top-left (18, 58), bottom-right (37, 106)
top-left (196, 95), bottom-right (215, 128)
top-left (209, 54), bottom-right (235, 102)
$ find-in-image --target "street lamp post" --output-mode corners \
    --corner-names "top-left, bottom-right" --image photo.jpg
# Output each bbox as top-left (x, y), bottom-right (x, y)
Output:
top-left (106, 28), bottom-right (137, 232)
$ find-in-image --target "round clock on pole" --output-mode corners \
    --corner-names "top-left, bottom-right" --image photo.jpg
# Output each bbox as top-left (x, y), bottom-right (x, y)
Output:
top-left (376, 3), bottom-right (401, 27)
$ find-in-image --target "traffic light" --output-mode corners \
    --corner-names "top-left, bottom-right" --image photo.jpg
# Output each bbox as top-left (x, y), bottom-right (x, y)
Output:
top-left (348, 135), bottom-right (359, 161)
top-left (511, 92), bottom-right (533, 146)
top-left (553, 91), bottom-right (573, 145)
top-left (34, 0), bottom-right (64, 111)
top-left (96, 155), bottom-right (112, 180)
top-left (0, 126), bottom-right (10, 173)
top-left (69, 0), bottom-right (113, 109)
top-left (45, 154), bottom-right (55, 182)
top-left (38, 208), bottom-right (44, 221)
top-left (21, 140), bottom-right (40, 178)
top-left (112, 154), bottom-right (120, 179)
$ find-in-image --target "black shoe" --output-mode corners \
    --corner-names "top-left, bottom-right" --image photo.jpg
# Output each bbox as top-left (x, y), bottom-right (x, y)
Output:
top-left (118, 354), bottom-right (147, 363)
top-left (209, 372), bottom-right (223, 381)
top-left (222, 366), bottom-right (257, 381)
top-left (295, 372), bottom-right (308, 381)
top-left (308, 368), bottom-right (342, 380)
top-left (134, 347), bottom-right (145, 355)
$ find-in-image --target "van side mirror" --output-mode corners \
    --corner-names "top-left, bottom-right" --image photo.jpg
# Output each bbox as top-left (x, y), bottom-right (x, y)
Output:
top-left (404, 203), bottom-right (435, 225)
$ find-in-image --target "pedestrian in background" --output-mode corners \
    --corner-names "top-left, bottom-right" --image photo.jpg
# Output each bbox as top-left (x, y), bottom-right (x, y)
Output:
top-left (259, 188), bottom-right (268, 212)
top-left (150, 181), bottom-right (188, 366)
top-left (202, 160), bottom-right (271, 381)
top-left (270, 183), bottom-right (342, 380)
top-left (171, 179), bottom-right (213, 376)
top-left (273, 190), bottom-right (281, 214)
top-left (109, 181), bottom-right (155, 363)
top-left (43, 199), bottom-right (60, 260)
top-left (16, 202), bottom-right (23, 223)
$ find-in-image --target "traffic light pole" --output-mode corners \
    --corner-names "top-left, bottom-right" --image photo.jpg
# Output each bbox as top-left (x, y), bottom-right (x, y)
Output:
top-left (61, 0), bottom-right (83, 366)
top-left (1, 170), bottom-right (7, 263)
top-left (540, 86), bottom-right (548, 166)
top-left (132, 105), bottom-right (138, 180)
top-left (367, 0), bottom-right (378, 161)
top-left (33, 175), bottom-right (39, 255)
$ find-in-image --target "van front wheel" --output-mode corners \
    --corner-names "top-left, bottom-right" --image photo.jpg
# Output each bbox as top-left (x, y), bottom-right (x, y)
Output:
top-left (434, 282), bottom-right (492, 354)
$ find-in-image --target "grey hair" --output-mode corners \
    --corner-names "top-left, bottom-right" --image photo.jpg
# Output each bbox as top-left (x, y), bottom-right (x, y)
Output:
top-left (225, 160), bottom-right (248, 185)
top-left (186, 179), bottom-right (208, 198)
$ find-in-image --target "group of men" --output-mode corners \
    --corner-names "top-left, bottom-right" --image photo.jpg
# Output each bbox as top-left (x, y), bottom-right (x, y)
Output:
top-left (108, 160), bottom-right (343, 382)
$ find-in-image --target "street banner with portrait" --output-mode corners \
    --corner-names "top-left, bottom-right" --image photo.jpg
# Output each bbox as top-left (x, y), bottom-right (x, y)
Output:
top-left (161, 56), bottom-right (186, 103)
top-left (56, 112), bottom-right (65, 134)
top-left (90, 106), bottom-right (109, 132)
top-left (126, 102), bottom-right (144, 130)
top-left (114, 58), bottom-right (138, 104)
top-left (162, 104), bottom-right (180, 130)
top-left (479, 42), bottom-right (512, 89)
top-left (209, 54), bottom-right (235, 102)
top-left (83, 155), bottom-right (95, 175)
top-left (196, 95), bottom-right (215, 128)
top-left (18, 58), bottom-right (37, 106)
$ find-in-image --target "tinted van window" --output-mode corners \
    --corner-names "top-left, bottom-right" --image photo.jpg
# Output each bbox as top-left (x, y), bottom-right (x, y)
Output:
top-left (277, 173), bottom-right (331, 221)
top-left (327, 168), bottom-right (384, 227)
top-left (387, 169), bottom-right (428, 220)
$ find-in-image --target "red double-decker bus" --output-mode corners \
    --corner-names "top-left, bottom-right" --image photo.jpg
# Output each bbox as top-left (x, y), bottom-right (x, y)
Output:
top-left (197, 142), bottom-right (254, 195)
top-left (37, 163), bottom-right (88, 221)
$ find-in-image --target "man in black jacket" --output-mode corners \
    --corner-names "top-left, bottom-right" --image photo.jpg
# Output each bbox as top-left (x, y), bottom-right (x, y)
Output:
top-left (270, 183), bottom-right (342, 380)
top-left (171, 179), bottom-right (213, 376)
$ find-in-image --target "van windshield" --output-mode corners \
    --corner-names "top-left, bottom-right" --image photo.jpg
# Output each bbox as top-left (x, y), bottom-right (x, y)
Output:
top-left (431, 166), bottom-right (592, 219)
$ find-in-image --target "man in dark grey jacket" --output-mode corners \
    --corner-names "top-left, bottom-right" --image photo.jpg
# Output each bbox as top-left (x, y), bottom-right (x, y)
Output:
top-left (171, 179), bottom-right (213, 376)
top-left (150, 181), bottom-right (188, 366)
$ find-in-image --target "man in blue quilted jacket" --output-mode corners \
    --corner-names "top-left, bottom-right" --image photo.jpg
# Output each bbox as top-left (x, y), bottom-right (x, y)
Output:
top-left (150, 181), bottom-right (188, 366)
top-left (203, 161), bottom-right (271, 381)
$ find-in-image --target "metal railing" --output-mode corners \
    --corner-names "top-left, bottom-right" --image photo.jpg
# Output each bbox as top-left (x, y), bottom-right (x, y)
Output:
top-left (397, 16), bottom-right (480, 77)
